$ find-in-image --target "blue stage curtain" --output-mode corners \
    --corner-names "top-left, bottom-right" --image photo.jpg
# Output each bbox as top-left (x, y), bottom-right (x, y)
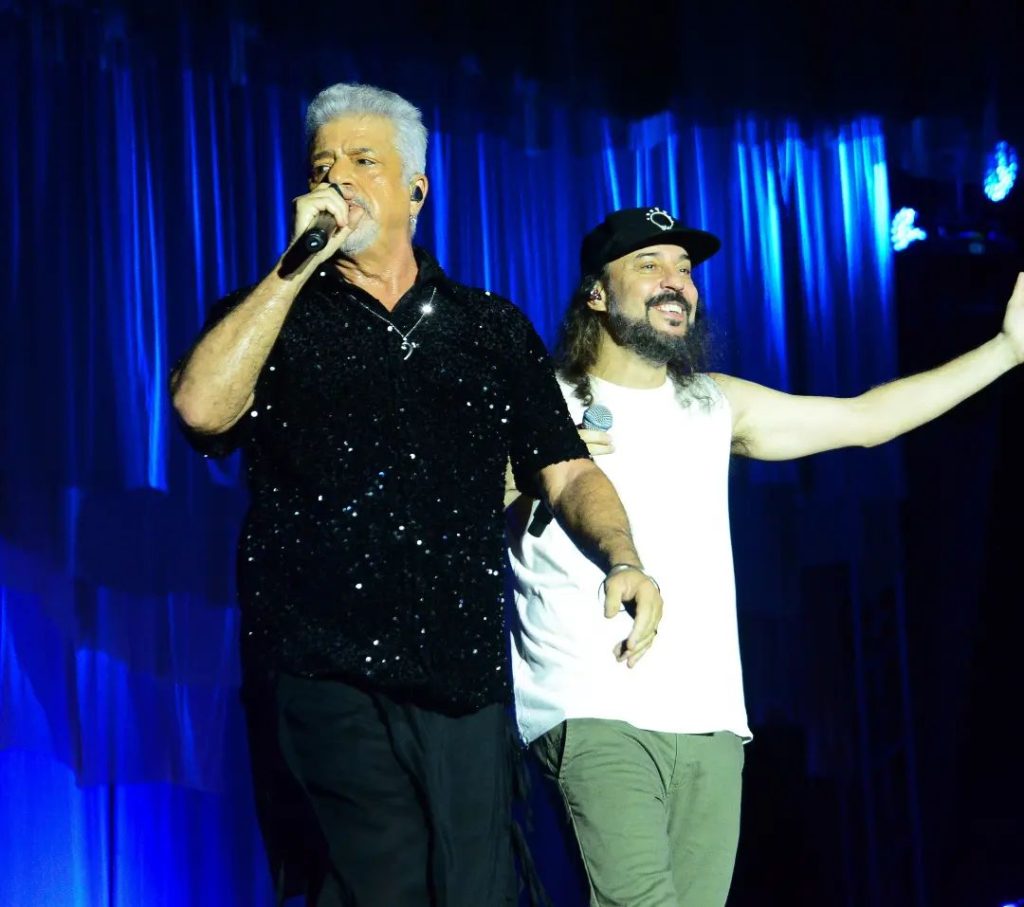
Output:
top-left (1, 9), bottom-right (898, 905)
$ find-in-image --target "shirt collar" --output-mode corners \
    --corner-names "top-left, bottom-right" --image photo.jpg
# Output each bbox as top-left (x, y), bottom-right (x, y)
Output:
top-left (411, 246), bottom-right (449, 292)
top-left (319, 245), bottom-right (450, 299)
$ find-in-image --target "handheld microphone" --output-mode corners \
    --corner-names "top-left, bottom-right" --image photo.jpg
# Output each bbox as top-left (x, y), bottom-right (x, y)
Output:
top-left (301, 212), bottom-right (338, 253)
top-left (581, 404), bottom-right (613, 432)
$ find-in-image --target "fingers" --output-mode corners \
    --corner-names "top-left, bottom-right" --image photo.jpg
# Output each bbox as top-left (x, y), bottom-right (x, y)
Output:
top-left (612, 630), bottom-right (657, 667)
top-left (603, 573), bottom-right (663, 667)
top-left (578, 428), bottom-right (613, 456)
top-left (1012, 272), bottom-right (1024, 305)
top-left (1007, 272), bottom-right (1024, 304)
top-left (623, 589), bottom-right (660, 651)
top-left (627, 609), bottom-right (658, 650)
top-left (1008, 272), bottom-right (1024, 301)
top-left (291, 183), bottom-right (353, 243)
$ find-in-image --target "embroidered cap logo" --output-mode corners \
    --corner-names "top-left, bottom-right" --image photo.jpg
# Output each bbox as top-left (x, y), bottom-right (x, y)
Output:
top-left (645, 208), bottom-right (675, 231)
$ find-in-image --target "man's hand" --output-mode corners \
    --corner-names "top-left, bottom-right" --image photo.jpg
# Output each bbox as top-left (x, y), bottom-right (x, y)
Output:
top-left (173, 185), bottom-right (369, 435)
top-left (579, 428), bottom-right (614, 456)
top-left (603, 567), bottom-right (663, 668)
top-left (287, 183), bottom-right (364, 268)
top-left (1000, 272), bottom-right (1024, 364)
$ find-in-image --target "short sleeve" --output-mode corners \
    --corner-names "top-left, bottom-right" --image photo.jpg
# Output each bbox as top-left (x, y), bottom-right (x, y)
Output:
top-left (504, 308), bottom-right (589, 497)
top-left (170, 287), bottom-right (260, 459)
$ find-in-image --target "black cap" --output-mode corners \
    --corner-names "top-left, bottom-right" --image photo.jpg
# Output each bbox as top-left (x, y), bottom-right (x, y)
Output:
top-left (580, 207), bottom-right (721, 275)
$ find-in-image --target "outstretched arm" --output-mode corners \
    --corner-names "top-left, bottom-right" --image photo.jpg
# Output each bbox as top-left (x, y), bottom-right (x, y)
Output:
top-left (536, 458), bottom-right (663, 667)
top-left (714, 273), bottom-right (1024, 461)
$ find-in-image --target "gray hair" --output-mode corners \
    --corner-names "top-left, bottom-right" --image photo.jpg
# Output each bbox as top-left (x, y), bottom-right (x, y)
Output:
top-left (304, 83), bottom-right (428, 184)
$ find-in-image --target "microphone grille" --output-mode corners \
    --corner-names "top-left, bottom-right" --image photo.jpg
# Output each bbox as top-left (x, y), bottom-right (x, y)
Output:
top-left (581, 404), bottom-right (613, 432)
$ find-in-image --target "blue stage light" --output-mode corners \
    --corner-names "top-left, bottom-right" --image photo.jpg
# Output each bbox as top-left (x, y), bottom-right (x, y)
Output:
top-left (984, 141), bottom-right (1018, 202)
top-left (890, 207), bottom-right (927, 251)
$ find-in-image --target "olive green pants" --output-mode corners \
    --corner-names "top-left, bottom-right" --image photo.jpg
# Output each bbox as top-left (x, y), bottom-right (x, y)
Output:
top-left (533, 719), bottom-right (744, 907)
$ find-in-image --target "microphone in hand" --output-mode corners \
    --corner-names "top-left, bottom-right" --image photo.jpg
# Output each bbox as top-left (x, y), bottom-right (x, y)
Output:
top-left (299, 184), bottom-right (348, 253)
top-left (301, 211), bottom-right (338, 253)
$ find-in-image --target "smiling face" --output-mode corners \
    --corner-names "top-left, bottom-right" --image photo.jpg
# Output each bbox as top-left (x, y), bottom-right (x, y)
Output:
top-left (308, 114), bottom-right (426, 255)
top-left (590, 243), bottom-right (701, 363)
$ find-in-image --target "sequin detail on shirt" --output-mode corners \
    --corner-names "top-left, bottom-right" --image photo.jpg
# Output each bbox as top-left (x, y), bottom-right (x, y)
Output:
top-left (175, 249), bottom-right (586, 712)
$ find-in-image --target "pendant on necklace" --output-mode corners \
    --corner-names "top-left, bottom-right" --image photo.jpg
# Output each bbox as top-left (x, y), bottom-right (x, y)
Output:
top-left (357, 290), bottom-right (434, 362)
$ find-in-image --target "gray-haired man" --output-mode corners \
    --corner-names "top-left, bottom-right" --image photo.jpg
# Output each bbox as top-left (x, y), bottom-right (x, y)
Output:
top-left (171, 86), bottom-right (662, 906)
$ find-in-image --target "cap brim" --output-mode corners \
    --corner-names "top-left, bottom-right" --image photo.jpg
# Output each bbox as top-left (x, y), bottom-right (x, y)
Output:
top-left (615, 228), bottom-right (721, 267)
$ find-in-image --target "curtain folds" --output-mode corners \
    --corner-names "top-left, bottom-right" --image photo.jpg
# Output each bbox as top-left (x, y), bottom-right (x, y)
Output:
top-left (1, 8), bottom-right (897, 904)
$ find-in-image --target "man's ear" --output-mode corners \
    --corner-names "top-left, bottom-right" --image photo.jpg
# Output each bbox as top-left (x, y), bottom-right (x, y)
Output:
top-left (586, 283), bottom-right (608, 312)
top-left (409, 174), bottom-right (428, 213)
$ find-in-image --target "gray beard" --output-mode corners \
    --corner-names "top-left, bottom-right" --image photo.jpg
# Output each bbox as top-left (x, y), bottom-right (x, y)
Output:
top-left (339, 216), bottom-right (380, 254)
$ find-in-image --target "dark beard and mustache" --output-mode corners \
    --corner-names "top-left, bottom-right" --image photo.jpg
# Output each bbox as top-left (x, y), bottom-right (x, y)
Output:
top-left (606, 290), bottom-right (711, 375)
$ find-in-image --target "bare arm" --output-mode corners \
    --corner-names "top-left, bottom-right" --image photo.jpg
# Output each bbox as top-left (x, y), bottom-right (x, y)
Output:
top-left (171, 184), bottom-right (359, 434)
top-left (537, 457), bottom-right (663, 666)
top-left (714, 273), bottom-right (1024, 461)
top-left (503, 431), bottom-right (613, 507)
top-left (171, 273), bottom-right (303, 433)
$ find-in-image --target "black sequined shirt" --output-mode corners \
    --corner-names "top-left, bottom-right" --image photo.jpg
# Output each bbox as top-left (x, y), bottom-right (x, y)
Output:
top-left (179, 249), bottom-right (587, 713)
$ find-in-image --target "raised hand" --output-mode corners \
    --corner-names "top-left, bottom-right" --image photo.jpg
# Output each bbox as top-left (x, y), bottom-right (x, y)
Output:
top-left (1000, 272), bottom-right (1024, 365)
top-left (288, 183), bottom-right (364, 267)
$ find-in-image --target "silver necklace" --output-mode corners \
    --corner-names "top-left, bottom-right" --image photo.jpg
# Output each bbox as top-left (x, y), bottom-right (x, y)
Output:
top-left (354, 289), bottom-right (436, 360)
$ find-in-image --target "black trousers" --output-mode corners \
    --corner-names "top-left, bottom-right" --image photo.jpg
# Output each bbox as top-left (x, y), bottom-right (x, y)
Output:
top-left (275, 673), bottom-right (518, 907)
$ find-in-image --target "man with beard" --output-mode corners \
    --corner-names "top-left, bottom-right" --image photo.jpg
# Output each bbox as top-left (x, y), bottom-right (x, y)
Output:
top-left (171, 89), bottom-right (662, 907)
top-left (506, 206), bottom-right (1024, 906)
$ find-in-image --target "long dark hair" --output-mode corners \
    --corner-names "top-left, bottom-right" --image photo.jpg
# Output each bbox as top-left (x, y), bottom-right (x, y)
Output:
top-left (554, 271), bottom-right (713, 407)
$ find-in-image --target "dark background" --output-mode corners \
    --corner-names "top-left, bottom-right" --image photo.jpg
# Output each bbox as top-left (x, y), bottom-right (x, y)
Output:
top-left (2, 1), bottom-right (1023, 904)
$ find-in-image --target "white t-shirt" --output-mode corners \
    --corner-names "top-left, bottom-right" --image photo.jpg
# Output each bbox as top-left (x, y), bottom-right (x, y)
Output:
top-left (509, 374), bottom-right (751, 744)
